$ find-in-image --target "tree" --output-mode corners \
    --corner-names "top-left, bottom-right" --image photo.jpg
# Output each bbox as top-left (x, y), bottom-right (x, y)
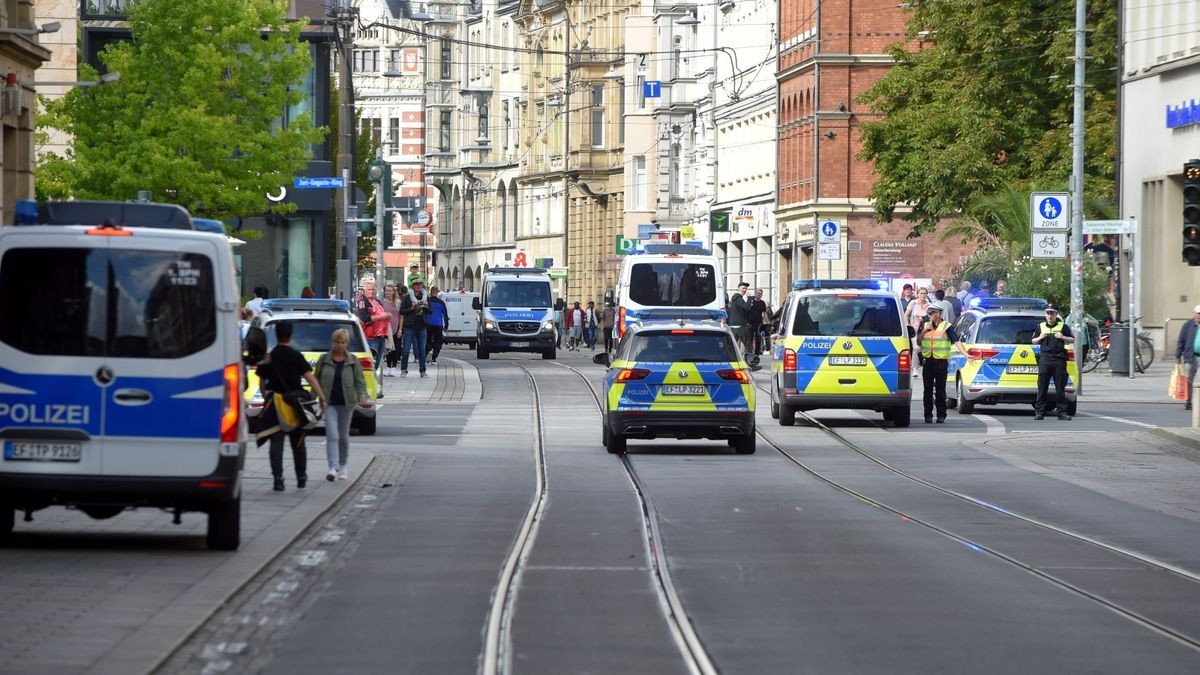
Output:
top-left (37, 0), bottom-right (325, 221)
top-left (1007, 256), bottom-right (1110, 318)
top-left (325, 85), bottom-right (381, 280)
top-left (857, 0), bottom-right (1118, 235)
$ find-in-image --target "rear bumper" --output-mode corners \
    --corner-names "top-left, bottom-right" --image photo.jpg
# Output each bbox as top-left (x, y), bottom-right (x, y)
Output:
top-left (481, 333), bottom-right (555, 352)
top-left (0, 454), bottom-right (244, 512)
top-left (778, 390), bottom-right (910, 410)
top-left (608, 410), bottom-right (754, 440)
top-left (959, 384), bottom-right (1076, 406)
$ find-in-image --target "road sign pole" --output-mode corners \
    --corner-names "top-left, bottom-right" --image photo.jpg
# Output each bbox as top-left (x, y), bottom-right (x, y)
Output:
top-left (1068, 0), bottom-right (1087, 392)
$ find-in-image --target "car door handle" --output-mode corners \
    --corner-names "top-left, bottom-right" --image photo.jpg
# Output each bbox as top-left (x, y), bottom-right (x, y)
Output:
top-left (113, 388), bottom-right (153, 406)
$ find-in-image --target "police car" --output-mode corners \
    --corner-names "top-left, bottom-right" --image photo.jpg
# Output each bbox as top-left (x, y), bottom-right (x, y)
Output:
top-left (769, 279), bottom-right (914, 427)
top-left (947, 297), bottom-right (1078, 416)
top-left (593, 321), bottom-right (756, 454)
top-left (244, 298), bottom-right (380, 434)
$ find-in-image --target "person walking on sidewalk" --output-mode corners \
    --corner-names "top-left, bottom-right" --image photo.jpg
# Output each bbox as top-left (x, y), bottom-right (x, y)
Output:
top-left (601, 301), bottom-right (616, 353)
top-left (584, 301), bottom-right (600, 350)
top-left (917, 305), bottom-right (971, 423)
top-left (1032, 304), bottom-right (1075, 421)
top-left (257, 320), bottom-right (327, 491)
top-left (314, 328), bottom-right (367, 481)
top-left (566, 301), bottom-right (585, 351)
top-left (1175, 304), bottom-right (1200, 411)
top-left (398, 279), bottom-right (431, 377)
top-left (356, 277), bottom-right (391, 389)
top-left (728, 282), bottom-right (754, 357)
top-left (382, 284), bottom-right (401, 377)
top-left (426, 286), bottom-right (449, 365)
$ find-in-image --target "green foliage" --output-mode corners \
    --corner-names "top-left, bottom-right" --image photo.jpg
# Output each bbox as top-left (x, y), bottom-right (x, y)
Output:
top-left (857, 0), bottom-right (1118, 235)
top-left (37, 0), bottom-right (325, 221)
top-left (951, 248), bottom-right (1014, 290)
top-left (1007, 256), bottom-right (1110, 317)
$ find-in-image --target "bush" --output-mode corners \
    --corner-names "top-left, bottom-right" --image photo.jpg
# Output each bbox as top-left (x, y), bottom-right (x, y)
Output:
top-left (1007, 256), bottom-right (1110, 318)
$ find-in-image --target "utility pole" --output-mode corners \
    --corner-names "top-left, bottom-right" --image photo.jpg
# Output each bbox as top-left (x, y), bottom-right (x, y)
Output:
top-left (1069, 0), bottom-right (1087, 388)
top-left (333, 0), bottom-right (358, 300)
top-left (561, 6), bottom-right (572, 302)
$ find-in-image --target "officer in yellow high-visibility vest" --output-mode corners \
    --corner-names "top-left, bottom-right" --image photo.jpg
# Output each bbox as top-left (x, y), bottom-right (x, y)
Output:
top-left (1032, 304), bottom-right (1075, 420)
top-left (917, 305), bottom-right (971, 423)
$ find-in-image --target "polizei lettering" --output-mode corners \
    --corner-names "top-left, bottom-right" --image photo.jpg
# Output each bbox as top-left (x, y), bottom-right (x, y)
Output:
top-left (0, 403), bottom-right (90, 425)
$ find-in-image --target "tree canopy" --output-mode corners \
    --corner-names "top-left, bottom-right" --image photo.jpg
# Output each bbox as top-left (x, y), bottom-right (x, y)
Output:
top-left (37, 0), bottom-right (325, 221)
top-left (857, 0), bottom-right (1117, 235)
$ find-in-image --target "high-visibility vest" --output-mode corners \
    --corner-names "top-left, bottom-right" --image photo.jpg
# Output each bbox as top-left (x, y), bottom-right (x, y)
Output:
top-left (1040, 321), bottom-right (1067, 358)
top-left (920, 320), bottom-right (953, 359)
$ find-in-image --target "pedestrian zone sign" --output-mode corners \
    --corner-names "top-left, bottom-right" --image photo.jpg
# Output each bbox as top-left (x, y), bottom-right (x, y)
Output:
top-left (1030, 192), bottom-right (1070, 231)
top-left (818, 220), bottom-right (839, 242)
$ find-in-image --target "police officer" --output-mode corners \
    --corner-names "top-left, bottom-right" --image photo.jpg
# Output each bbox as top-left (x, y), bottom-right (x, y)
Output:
top-left (917, 305), bottom-right (970, 423)
top-left (1032, 304), bottom-right (1074, 420)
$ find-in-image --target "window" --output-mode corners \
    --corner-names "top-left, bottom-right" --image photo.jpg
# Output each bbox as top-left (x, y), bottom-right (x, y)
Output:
top-left (637, 74), bottom-right (646, 108)
top-left (670, 143), bottom-right (682, 196)
top-left (790, 296), bottom-right (904, 337)
top-left (389, 49), bottom-right (400, 73)
top-left (484, 280), bottom-right (552, 308)
top-left (478, 102), bottom-right (489, 141)
top-left (266, 320), bottom-right (366, 352)
top-left (439, 110), bottom-right (451, 151)
top-left (627, 263), bottom-right (717, 307)
top-left (629, 330), bottom-right (739, 363)
top-left (977, 317), bottom-right (1043, 345)
top-left (590, 85), bottom-right (604, 148)
top-left (440, 39), bottom-right (452, 80)
top-left (390, 118), bottom-right (400, 151)
top-left (633, 155), bottom-right (647, 209)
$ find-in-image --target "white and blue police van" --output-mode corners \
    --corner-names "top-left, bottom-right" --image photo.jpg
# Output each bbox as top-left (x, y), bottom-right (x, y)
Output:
top-left (613, 243), bottom-right (727, 341)
top-left (472, 267), bottom-right (564, 359)
top-left (0, 200), bottom-right (250, 550)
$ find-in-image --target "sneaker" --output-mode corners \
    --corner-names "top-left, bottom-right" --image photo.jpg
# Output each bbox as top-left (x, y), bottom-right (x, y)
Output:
top-left (430, 359), bottom-right (437, 365)
top-left (326, 469), bottom-right (338, 482)
top-left (337, 469), bottom-right (348, 480)
top-left (400, 370), bottom-right (408, 377)
top-left (420, 372), bottom-right (429, 378)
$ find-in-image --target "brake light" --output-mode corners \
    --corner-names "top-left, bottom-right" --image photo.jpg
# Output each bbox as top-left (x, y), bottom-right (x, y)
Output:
top-left (967, 347), bottom-right (1001, 359)
top-left (616, 368), bottom-right (651, 382)
top-left (85, 227), bottom-right (132, 236)
top-left (898, 350), bottom-right (911, 373)
top-left (220, 363), bottom-right (240, 442)
top-left (670, 329), bottom-right (694, 335)
top-left (359, 356), bottom-right (375, 372)
top-left (835, 293), bottom-right (859, 298)
top-left (618, 306), bottom-right (627, 337)
top-left (717, 368), bottom-right (751, 383)
top-left (784, 348), bottom-right (797, 373)
top-left (199, 481), bottom-right (227, 489)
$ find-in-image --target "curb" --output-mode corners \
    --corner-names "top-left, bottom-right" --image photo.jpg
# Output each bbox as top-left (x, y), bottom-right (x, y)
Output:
top-left (1150, 427), bottom-right (1200, 453)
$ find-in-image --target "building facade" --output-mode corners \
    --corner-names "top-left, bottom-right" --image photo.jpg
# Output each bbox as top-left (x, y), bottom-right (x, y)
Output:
top-left (1, 0), bottom-right (51, 223)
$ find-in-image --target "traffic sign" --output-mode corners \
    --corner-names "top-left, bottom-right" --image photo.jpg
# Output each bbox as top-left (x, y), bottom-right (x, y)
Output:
top-left (393, 196), bottom-right (426, 211)
top-left (294, 177), bottom-right (345, 189)
top-left (1083, 219), bottom-right (1137, 235)
top-left (416, 210), bottom-right (431, 226)
top-left (818, 242), bottom-right (841, 260)
top-left (1032, 231), bottom-right (1068, 258)
top-left (1030, 192), bottom-right (1070, 231)
top-left (643, 81), bottom-right (661, 99)
top-left (818, 220), bottom-right (840, 242)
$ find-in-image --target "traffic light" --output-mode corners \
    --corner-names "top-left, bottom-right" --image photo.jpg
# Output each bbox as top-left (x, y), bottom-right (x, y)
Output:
top-left (1184, 159), bottom-right (1200, 265)
top-left (383, 220), bottom-right (395, 248)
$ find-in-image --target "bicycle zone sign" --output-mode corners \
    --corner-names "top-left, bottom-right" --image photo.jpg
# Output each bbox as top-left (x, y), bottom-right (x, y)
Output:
top-left (1030, 192), bottom-right (1069, 259)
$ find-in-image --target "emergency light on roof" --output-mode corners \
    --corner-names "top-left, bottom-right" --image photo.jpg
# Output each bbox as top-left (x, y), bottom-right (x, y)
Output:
top-left (637, 243), bottom-right (711, 255)
top-left (13, 199), bottom-right (195, 230)
top-left (261, 298), bottom-right (351, 313)
top-left (192, 218), bottom-right (226, 234)
top-left (791, 279), bottom-right (890, 291)
top-left (487, 266), bottom-right (549, 275)
top-left (968, 297), bottom-right (1048, 311)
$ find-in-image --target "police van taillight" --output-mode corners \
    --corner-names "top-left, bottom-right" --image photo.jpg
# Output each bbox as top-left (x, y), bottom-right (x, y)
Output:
top-left (898, 350), bottom-right (911, 373)
top-left (220, 364), bottom-right (240, 442)
top-left (617, 306), bottom-right (627, 337)
top-left (783, 348), bottom-right (797, 373)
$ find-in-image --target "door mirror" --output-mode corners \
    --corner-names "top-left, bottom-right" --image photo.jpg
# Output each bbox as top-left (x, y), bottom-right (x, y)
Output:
top-left (592, 352), bottom-right (610, 367)
top-left (604, 290), bottom-right (614, 304)
top-left (243, 326), bottom-right (267, 366)
top-left (554, 298), bottom-right (566, 311)
top-left (472, 297), bottom-right (481, 310)
top-left (907, 325), bottom-right (916, 338)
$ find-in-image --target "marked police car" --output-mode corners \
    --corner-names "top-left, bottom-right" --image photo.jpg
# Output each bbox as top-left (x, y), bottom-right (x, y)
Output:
top-left (593, 321), bottom-right (756, 454)
top-left (244, 298), bottom-right (380, 435)
top-left (0, 200), bottom-right (248, 549)
top-left (770, 279), bottom-right (914, 427)
top-left (947, 297), bottom-right (1078, 416)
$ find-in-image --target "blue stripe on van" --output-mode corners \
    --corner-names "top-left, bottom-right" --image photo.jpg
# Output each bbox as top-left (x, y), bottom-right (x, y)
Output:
top-left (0, 368), bottom-right (103, 435)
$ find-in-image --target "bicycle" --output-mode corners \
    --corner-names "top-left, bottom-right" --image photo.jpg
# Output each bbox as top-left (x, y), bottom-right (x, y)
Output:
top-left (1082, 318), bottom-right (1154, 373)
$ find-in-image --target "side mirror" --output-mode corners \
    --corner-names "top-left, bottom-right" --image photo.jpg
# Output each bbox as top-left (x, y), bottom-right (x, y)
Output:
top-left (243, 326), bottom-right (267, 366)
top-left (907, 325), bottom-right (916, 338)
top-left (592, 352), bottom-right (610, 367)
top-left (603, 290), bottom-right (614, 304)
top-left (554, 298), bottom-right (566, 311)
top-left (472, 297), bottom-right (481, 310)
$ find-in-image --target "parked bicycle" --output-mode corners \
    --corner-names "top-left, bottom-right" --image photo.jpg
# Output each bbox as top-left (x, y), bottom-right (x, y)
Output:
top-left (1080, 317), bottom-right (1154, 374)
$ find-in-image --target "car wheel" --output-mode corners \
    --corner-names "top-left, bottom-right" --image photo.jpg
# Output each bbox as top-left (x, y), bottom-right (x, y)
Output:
top-left (890, 404), bottom-right (911, 428)
top-left (601, 421), bottom-right (610, 448)
top-left (607, 432), bottom-right (626, 455)
top-left (0, 502), bottom-right (13, 536)
top-left (1066, 400), bottom-right (1077, 416)
top-left (956, 379), bottom-right (975, 414)
top-left (477, 345), bottom-right (490, 360)
top-left (734, 428), bottom-right (756, 455)
top-left (542, 347), bottom-right (556, 360)
top-left (779, 402), bottom-right (796, 426)
top-left (769, 388), bottom-right (780, 419)
top-left (206, 497), bottom-right (241, 551)
top-left (355, 415), bottom-right (377, 436)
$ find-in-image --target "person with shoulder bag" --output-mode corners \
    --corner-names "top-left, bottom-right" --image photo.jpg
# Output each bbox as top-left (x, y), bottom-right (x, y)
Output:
top-left (315, 328), bottom-right (368, 480)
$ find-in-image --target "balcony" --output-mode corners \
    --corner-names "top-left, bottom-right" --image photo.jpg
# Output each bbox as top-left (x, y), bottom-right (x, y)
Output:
top-left (427, 81), bottom-right (458, 108)
top-left (425, 152), bottom-right (460, 175)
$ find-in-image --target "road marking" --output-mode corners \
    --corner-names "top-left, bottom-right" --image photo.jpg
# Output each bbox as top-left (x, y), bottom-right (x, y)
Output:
top-left (973, 413), bottom-right (1007, 436)
top-left (295, 550), bottom-right (329, 567)
top-left (1076, 412), bottom-right (1157, 428)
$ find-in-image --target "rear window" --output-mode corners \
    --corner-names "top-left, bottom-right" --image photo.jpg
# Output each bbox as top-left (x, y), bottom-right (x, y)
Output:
top-left (790, 295), bottom-right (903, 337)
top-left (266, 320), bottom-right (366, 352)
top-left (0, 247), bottom-right (216, 358)
top-left (627, 262), bottom-right (717, 307)
top-left (976, 316), bottom-right (1042, 345)
top-left (626, 331), bottom-right (739, 362)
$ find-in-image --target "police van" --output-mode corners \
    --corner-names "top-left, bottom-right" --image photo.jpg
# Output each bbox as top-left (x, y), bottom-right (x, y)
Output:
top-left (614, 244), bottom-right (727, 341)
top-left (770, 279), bottom-right (914, 427)
top-left (442, 290), bottom-right (480, 348)
top-left (473, 267), bottom-right (563, 359)
top-left (0, 200), bottom-right (248, 550)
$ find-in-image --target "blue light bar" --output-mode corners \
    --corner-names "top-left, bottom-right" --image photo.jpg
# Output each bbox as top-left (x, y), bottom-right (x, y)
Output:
top-left (261, 298), bottom-right (351, 313)
top-left (193, 218), bottom-right (226, 234)
top-left (968, 297), bottom-right (1048, 311)
top-left (13, 200), bottom-right (37, 225)
top-left (791, 279), bottom-right (890, 291)
top-left (14, 200), bottom-right (195, 230)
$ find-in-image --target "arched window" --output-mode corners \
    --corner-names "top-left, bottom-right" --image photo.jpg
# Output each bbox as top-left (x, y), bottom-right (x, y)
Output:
top-left (498, 183), bottom-right (508, 241)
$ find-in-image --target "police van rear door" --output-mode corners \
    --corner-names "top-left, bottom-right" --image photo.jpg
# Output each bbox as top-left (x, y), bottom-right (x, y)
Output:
top-left (789, 293), bottom-right (909, 396)
top-left (0, 229), bottom-right (110, 476)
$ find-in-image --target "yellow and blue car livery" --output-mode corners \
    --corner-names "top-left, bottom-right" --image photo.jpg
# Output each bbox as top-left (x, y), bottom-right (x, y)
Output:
top-left (596, 323), bottom-right (755, 454)
top-left (770, 279), bottom-right (913, 428)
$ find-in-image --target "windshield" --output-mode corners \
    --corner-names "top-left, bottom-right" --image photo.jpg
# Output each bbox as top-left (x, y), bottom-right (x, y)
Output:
top-left (266, 320), bottom-right (366, 352)
top-left (977, 316), bottom-right (1043, 345)
top-left (626, 331), bottom-right (740, 362)
top-left (627, 262), bottom-right (717, 307)
top-left (790, 295), bottom-right (903, 337)
top-left (485, 280), bottom-right (551, 308)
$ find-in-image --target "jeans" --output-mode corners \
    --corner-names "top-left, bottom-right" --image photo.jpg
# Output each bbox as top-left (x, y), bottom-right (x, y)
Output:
top-left (269, 430), bottom-right (307, 480)
top-left (584, 325), bottom-right (598, 348)
top-left (401, 328), bottom-right (428, 373)
top-left (324, 404), bottom-right (353, 471)
top-left (427, 326), bottom-right (445, 362)
top-left (368, 336), bottom-right (386, 371)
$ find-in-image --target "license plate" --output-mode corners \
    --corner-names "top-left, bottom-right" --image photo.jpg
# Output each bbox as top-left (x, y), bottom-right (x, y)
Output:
top-left (4, 441), bottom-right (82, 462)
top-left (663, 384), bottom-right (706, 396)
top-left (829, 356), bottom-right (867, 366)
top-left (1007, 365), bottom-right (1038, 374)
top-left (510, 341), bottom-right (530, 348)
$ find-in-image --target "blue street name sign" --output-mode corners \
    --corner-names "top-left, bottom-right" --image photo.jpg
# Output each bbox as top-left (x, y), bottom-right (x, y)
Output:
top-left (293, 177), bottom-right (345, 189)
top-left (643, 80), bottom-right (661, 99)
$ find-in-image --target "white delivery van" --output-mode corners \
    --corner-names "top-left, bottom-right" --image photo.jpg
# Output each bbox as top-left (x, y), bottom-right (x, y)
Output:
top-left (441, 291), bottom-right (480, 349)
top-left (0, 200), bottom-right (249, 550)
top-left (615, 243), bottom-right (727, 340)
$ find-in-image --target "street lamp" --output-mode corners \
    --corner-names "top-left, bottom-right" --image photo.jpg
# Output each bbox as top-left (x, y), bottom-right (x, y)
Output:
top-left (36, 72), bottom-right (121, 88)
top-left (676, 13), bottom-right (700, 27)
top-left (0, 22), bottom-right (60, 36)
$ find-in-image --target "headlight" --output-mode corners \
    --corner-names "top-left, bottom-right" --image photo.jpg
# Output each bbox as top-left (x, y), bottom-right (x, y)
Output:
top-left (484, 320), bottom-right (497, 331)
top-left (541, 320), bottom-right (555, 332)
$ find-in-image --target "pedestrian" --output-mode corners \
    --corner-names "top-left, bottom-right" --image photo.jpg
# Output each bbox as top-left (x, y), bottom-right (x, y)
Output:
top-left (728, 281), bottom-right (754, 356)
top-left (1032, 304), bottom-right (1075, 420)
top-left (566, 301), bottom-right (585, 351)
top-left (257, 320), bottom-right (327, 491)
top-left (398, 279), bottom-right (431, 377)
top-left (977, 281), bottom-right (992, 299)
top-left (555, 304), bottom-right (564, 348)
top-left (584, 301), bottom-right (599, 350)
top-left (757, 291), bottom-right (775, 356)
top-left (899, 283), bottom-right (915, 313)
top-left (407, 263), bottom-right (425, 287)
top-left (314, 328), bottom-right (367, 481)
top-left (946, 286), bottom-right (963, 317)
top-left (957, 280), bottom-right (975, 308)
top-left (904, 287), bottom-right (932, 333)
top-left (994, 280), bottom-right (1008, 298)
top-left (300, 286), bottom-right (316, 299)
top-left (426, 285), bottom-right (449, 365)
top-left (382, 284), bottom-right (401, 377)
top-left (601, 301), bottom-right (616, 353)
top-left (1175, 305), bottom-right (1200, 411)
top-left (749, 289), bottom-right (769, 360)
top-left (933, 288), bottom-right (957, 325)
top-left (245, 285), bottom-right (269, 317)
top-left (356, 276), bottom-right (391, 383)
top-left (917, 305), bottom-right (971, 423)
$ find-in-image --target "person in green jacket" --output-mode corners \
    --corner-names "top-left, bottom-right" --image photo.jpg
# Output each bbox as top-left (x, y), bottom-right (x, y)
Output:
top-left (314, 328), bottom-right (368, 480)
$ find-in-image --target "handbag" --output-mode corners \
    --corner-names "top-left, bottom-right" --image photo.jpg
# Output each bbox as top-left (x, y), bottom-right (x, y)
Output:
top-left (357, 296), bottom-right (374, 325)
top-left (1169, 364), bottom-right (1188, 401)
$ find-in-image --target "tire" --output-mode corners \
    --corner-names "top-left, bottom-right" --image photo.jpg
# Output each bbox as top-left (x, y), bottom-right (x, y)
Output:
top-left (770, 398), bottom-right (780, 419)
top-left (1066, 400), bottom-right (1077, 416)
top-left (469, 341), bottom-right (477, 350)
top-left (956, 379), bottom-right (975, 414)
top-left (607, 432), bottom-right (626, 455)
top-left (542, 347), bottom-right (556, 360)
top-left (1135, 336), bottom-right (1154, 372)
top-left (355, 415), bottom-right (377, 436)
top-left (734, 428), bottom-right (756, 454)
top-left (779, 402), bottom-right (796, 426)
top-left (477, 345), bottom-right (490, 360)
top-left (1081, 348), bottom-right (1101, 374)
top-left (889, 404), bottom-right (911, 428)
top-left (206, 497), bottom-right (241, 551)
top-left (601, 421), bottom-right (610, 448)
top-left (0, 503), bottom-right (13, 536)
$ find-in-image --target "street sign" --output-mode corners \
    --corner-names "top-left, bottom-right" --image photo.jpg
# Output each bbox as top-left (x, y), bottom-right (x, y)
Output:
top-left (294, 176), bottom-right (345, 189)
top-left (818, 242), bottom-right (841, 260)
top-left (643, 81), bottom-right (661, 99)
top-left (818, 220), bottom-right (840, 242)
top-left (393, 196), bottom-right (426, 210)
top-left (1032, 231), bottom-right (1068, 258)
top-left (1030, 192), bottom-right (1070, 231)
top-left (1083, 219), bottom-right (1137, 235)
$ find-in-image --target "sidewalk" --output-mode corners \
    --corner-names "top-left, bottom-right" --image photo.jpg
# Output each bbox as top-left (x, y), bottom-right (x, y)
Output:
top-left (375, 347), bottom-right (482, 404)
top-left (1077, 359), bottom-right (1177, 403)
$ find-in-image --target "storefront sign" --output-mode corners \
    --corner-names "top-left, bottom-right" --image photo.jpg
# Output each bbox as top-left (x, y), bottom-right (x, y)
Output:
top-left (869, 240), bottom-right (921, 279)
top-left (731, 205), bottom-right (760, 236)
top-left (1167, 100), bottom-right (1200, 129)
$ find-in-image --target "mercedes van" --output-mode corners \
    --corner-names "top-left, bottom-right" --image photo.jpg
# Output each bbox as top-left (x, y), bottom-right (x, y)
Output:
top-left (473, 267), bottom-right (563, 359)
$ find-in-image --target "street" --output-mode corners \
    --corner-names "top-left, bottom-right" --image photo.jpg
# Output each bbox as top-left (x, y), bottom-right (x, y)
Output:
top-left (3, 347), bottom-right (1200, 674)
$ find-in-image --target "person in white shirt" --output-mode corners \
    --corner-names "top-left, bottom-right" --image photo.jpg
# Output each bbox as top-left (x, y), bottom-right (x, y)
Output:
top-left (245, 285), bottom-right (269, 317)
